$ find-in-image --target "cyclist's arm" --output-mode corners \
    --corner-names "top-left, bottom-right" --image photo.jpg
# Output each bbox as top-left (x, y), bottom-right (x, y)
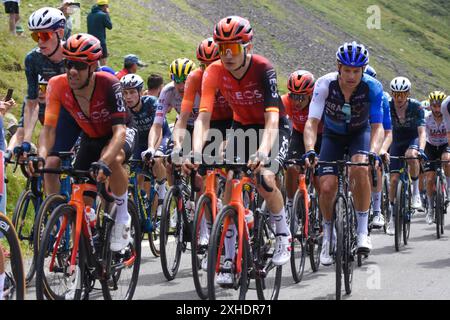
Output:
top-left (148, 89), bottom-right (172, 150)
top-left (304, 118), bottom-right (320, 152)
top-left (100, 124), bottom-right (126, 165)
top-left (441, 97), bottom-right (450, 142)
top-left (370, 123), bottom-right (384, 153)
top-left (417, 107), bottom-right (426, 150)
top-left (369, 79), bottom-right (384, 153)
top-left (304, 77), bottom-right (327, 151)
top-left (379, 130), bottom-right (392, 155)
top-left (37, 126), bottom-right (56, 160)
top-left (173, 112), bottom-right (190, 150)
top-left (23, 55), bottom-right (40, 144)
top-left (192, 112), bottom-right (211, 156)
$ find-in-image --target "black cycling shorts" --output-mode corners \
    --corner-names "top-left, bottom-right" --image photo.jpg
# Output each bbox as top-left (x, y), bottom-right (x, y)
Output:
top-left (286, 129), bottom-right (322, 161)
top-left (424, 142), bottom-right (448, 172)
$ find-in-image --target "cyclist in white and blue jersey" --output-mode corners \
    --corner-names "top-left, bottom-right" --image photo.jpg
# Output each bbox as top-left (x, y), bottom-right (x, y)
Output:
top-left (304, 41), bottom-right (384, 265)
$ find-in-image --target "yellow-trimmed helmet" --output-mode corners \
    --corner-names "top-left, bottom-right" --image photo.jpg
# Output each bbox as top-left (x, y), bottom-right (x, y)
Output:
top-left (169, 58), bottom-right (195, 83)
top-left (429, 91), bottom-right (446, 104)
top-left (97, 0), bottom-right (109, 5)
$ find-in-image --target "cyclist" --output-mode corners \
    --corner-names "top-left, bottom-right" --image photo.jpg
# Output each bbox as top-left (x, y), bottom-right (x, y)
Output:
top-left (186, 16), bottom-right (292, 285)
top-left (142, 58), bottom-right (196, 185)
top-left (441, 95), bottom-right (450, 201)
top-left (424, 91), bottom-right (450, 224)
top-left (11, 7), bottom-right (81, 197)
top-left (304, 41), bottom-right (384, 265)
top-left (364, 65), bottom-right (392, 228)
top-left (283, 70), bottom-right (322, 215)
top-left (120, 73), bottom-right (170, 215)
top-left (384, 77), bottom-right (425, 235)
top-left (31, 33), bottom-right (137, 252)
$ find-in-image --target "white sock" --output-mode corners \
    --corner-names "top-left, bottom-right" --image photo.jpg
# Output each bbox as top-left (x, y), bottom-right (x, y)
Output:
top-left (114, 192), bottom-right (131, 224)
top-left (224, 224), bottom-right (237, 261)
top-left (323, 220), bottom-right (332, 242)
top-left (200, 215), bottom-right (209, 241)
top-left (446, 177), bottom-right (450, 193)
top-left (427, 195), bottom-right (434, 209)
top-left (286, 198), bottom-right (293, 207)
top-left (271, 208), bottom-right (290, 236)
top-left (357, 210), bottom-right (369, 235)
top-left (372, 192), bottom-right (381, 214)
top-left (156, 179), bottom-right (166, 200)
top-left (412, 177), bottom-right (420, 197)
top-left (0, 272), bottom-right (5, 301)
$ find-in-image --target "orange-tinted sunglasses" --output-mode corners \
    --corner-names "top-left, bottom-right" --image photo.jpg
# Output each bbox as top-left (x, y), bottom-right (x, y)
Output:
top-left (391, 91), bottom-right (409, 98)
top-left (218, 43), bottom-right (244, 56)
top-left (31, 31), bottom-right (54, 43)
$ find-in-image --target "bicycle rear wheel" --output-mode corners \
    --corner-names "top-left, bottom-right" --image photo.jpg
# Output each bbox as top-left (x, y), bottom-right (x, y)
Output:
top-left (255, 202), bottom-right (282, 300)
top-left (394, 181), bottom-right (404, 252)
top-left (35, 204), bottom-right (86, 300)
top-left (148, 192), bottom-right (161, 257)
top-left (436, 177), bottom-right (444, 238)
top-left (191, 194), bottom-right (212, 300)
top-left (309, 190), bottom-right (321, 272)
top-left (207, 205), bottom-right (249, 300)
top-left (12, 189), bottom-right (39, 284)
top-left (290, 189), bottom-right (306, 283)
top-left (344, 197), bottom-right (356, 295)
top-left (334, 196), bottom-right (345, 300)
top-left (382, 177), bottom-right (390, 233)
top-left (101, 200), bottom-right (141, 300)
top-left (0, 212), bottom-right (25, 300)
top-left (160, 186), bottom-right (183, 281)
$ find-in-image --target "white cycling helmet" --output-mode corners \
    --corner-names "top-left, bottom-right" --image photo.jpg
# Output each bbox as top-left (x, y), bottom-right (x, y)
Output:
top-left (390, 76), bottom-right (411, 92)
top-left (38, 74), bottom-right (48, 85)
top-left (28, 7), bottom-right (66, 31)
top-left (120, 74), bottom-right (144, 92)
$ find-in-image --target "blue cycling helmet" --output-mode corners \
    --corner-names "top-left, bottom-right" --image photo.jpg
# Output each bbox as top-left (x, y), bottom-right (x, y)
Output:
top-left (364, 65), bottom-right (377, 78)
top-left (336, 41), bottom-right (369, 67)
top-left (97, 66), bottom-right (116, 75)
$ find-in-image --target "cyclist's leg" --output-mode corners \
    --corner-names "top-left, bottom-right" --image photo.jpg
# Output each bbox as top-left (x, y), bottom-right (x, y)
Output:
top-left (46, 107), bottom-right (81, 195)
top-left (424, 143), bottom-right (438, 222)
top-left (442, 146), bottom-right (450, 197)
top-left (285, 129), bottom-right (304, 210)
top-left (405, 139), bottom-right (421, 203)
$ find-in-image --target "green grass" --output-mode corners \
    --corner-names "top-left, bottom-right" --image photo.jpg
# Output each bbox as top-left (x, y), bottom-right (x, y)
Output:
top-left (296, 0), bottom-right (450, 96)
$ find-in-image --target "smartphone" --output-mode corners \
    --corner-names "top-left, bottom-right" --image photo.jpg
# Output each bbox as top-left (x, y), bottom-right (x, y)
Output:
top-left (4, 88), bottom-right (13, 101)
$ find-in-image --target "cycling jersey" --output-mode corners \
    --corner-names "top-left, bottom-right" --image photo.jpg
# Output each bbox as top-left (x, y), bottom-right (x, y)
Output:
top-left (281, 94), bottom-right (323, 134)
top-left (45, 72), bottom-right (130, 138)
top-left (425, 114), bottom-right (447, 147)
top-left (382, 91), bottom-right (392, 130)
top-left (390, 98), bottom-right (424, 143)
top-left (25, 47), bottom-right (65, 100)
top-left (154, 82), bottom-right (199, 127)
top-left (181, 68), bottom-right (233, 121)
top-left (308, 72), bottom-right (383, 135)
top-left (440, 96), bottom-right (450, 133)
top-left (199, 54), bottom-right (285, 125)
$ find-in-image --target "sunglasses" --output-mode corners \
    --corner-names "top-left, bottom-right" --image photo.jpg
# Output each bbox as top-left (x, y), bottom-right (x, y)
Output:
top-left (218, 43), bottom-right (245, 56)
top-left (171, 74), bottom-right (187, 84)
top-left (31, 31), bottom-right (54, 43)
top-left (289, 92), bottom-right (308, 101)
top-left (64, 59), bottom-right (90, 71)
top-left (392, 91), bottom-right (409, 98)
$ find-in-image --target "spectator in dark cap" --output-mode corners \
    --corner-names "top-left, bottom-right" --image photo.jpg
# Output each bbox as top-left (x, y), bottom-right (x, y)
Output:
top-left (116, 54), bottom-right (147, 80)
top-left (87, 0), bottom-right (112, 66)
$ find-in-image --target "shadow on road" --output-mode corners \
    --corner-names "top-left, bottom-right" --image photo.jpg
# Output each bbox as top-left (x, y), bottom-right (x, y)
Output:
top-left (417, 257), bottom-right (450, 269)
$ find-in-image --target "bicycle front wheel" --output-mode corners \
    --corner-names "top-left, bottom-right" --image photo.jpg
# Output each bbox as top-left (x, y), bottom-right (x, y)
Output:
top-left (344, 197), bottom-right (356, 295)
top-left (160, 186), bottom-right (183, 281)
top-left (207, 205), bottom-right (249, 300)
top-left (0, 212), bottom-right (25, 300)
top-left (436, 176), bottom-right (445, 238)
top-left (394, 181), bottom-right (405, 252)
top-left (290, 189), bottom-right (306, 283)
top-left (334, 196), bottom-right (345, 300)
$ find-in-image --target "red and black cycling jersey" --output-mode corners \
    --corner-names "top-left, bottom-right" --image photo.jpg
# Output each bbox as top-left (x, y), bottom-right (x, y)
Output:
top-left (45, 72), bottom-right (130, 138)
top-left (199, 54), bottom-right (285, 125)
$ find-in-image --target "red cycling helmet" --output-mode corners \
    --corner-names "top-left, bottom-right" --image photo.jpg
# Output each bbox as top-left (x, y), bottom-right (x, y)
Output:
top-left (62, 33), bottom-right (103, 64)
top-left (287, 70), bottom-right (315, 95)
top-left (213, 16), bottom-right (253, 44)
top-left (196, 37), bottom-right (220, 63)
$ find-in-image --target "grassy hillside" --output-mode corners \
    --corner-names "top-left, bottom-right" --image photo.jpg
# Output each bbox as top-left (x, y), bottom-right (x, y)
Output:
top-left (0, 0), bottom-right (449, 218)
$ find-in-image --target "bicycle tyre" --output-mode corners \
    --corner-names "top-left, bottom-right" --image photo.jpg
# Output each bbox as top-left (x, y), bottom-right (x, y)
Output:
top-left (148, 190), bottom-right (161, 258)
top-left (290, 189), bottom-right (306, 283)
top-left (160, 186), bottom-right (183, 281)
top-left (382, 177), bottom-right (390, 233)
top-left (344, 197), bottom-right (355, 295)
top-left (334, 196), bottom-right (345, 300)
top-left (436, 176), bottom-right (444, 238)
top-left (309, 190), bottom-right (321, 272)
top-left (394, 180), bottom-right (404, 252)
top-left (35, 204), bottom-right (86, 300)
top-left (403, 182), bottom-right (411, 245)
top-left (0, 212), bottom-right (25, 300)
top-left (191, 194), bottom-right (212, 300)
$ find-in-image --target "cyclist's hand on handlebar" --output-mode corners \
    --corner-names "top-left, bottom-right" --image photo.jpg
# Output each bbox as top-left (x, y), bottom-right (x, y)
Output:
top-left (368, 151), bottom-right (382, 168)
top-left (248, 151), bottom-right (269, 173)
top-left (418, 148), bottom-right (428, 161)
top-left (380, 152), bottom-right (390, 164)
top-left (141, 147), bottom-right (155, 164)
top-left (303, 150), bottom-right (317, 168)
top-left (27, 156), bottom-right (45, 176)
top-left (171, 147), bottom-right (183, 166)
top-left (90, 160), bottom-right (111, 183)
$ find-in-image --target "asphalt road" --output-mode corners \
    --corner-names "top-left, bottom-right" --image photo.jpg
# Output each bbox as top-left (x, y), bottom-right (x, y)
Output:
top-left (24, 208), bottom-right (450, 300)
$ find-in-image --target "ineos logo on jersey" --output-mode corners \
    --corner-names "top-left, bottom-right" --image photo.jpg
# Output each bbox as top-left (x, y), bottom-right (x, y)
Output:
top-left (232, 90), bottom-right (263, 100)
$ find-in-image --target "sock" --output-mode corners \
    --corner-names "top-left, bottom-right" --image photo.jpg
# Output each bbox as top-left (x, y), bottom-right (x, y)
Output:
top-left (0, 272), bottom-right (5, 301)
top-left (372, 192), bottom-right (381, 214)
top-left (411, 176), bottom-right (419, 197)
top-left (323, 220), bottom-right (332, 242)
top-left (156, 179), bottom-right (167, 200)
top-left (114, 192), bottom-right (131, 224)
top-left (200, 215), bottom-right (209, 240)
top-left (224, 224), bottom-right (237, 261)
top-left (286, 198), bottom-right (293, 207)
top-left (427, 195), bottom-right (434, 209)
top-left (446, 177), bottom-right (450, 193)
top-left (357, 210), bottom-right (369, 235)
top-left (271, 207), bottom-right (290, 236)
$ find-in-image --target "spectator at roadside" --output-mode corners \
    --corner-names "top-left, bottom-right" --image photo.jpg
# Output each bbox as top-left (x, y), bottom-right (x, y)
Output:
top-left (143, 73), bottom-right (164, 97)
top-left (3, 0), bottom-right (21, 35)
top-left (87, 0), bottom-right (112, 66)
top-left (59, 0), bottom-right (80, 40)
top-left (116, 54), bottom-right (147, 80)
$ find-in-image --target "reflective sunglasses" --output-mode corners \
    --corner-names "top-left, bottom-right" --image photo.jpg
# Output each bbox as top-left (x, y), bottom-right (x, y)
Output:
top-left (289, 92), bottom-right (307, 101)
top-left (31, 31), bottom-right (54, 43)
top-left (64, 59), bottom-right (89, 71)
top-left (391, 91), bottom-right (409, 99)
top-left (218, 43), bottom-right (245, 56)
top-left (171, 74), bottom-right (187, 84)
